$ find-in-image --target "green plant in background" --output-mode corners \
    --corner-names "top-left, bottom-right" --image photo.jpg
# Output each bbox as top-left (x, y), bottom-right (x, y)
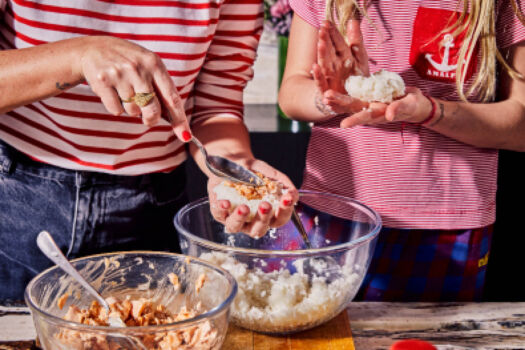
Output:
top-left (264, 0), bottom-right (310, 132)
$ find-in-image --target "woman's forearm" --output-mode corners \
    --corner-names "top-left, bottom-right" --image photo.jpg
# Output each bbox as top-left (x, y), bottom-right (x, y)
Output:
top-left (0, 36), bottom-right (87, 114)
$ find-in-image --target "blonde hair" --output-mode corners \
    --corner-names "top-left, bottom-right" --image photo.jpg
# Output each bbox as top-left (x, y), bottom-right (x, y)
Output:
top-left (326, 0), bottom-right (525, 102)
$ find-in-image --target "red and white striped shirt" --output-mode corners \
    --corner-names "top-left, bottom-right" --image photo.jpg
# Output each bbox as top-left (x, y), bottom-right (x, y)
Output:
top-left (290, 0), bottom-right (525, 229)
top-left (0, 0), bottom-right (262, 175)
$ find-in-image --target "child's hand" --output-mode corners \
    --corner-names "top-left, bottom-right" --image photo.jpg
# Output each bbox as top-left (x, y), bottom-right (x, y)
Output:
top-left (313, 20), bottom-right (370, 116)
top-left (338, 87), bottom-right (435, 128)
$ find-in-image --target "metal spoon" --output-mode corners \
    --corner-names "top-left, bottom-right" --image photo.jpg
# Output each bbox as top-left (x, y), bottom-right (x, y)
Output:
top-left (290, 210), bottom-right (342, 283)
top-left (188, 135), bottom-right (318, 253)
top-left (36, 231), bottom-right (126, 327)
top-left (189, 136), bottom-right (316, 248)
top-left (188, 135), bottom-right (342, 282)
top-left (163, 106), bottom-right (263, 186)
top-left (190, 136), bottom-right (264, 186)
top-left (291, 209), bottom-right (312, 248)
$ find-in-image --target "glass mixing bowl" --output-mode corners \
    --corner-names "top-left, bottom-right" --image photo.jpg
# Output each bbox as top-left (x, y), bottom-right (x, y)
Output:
top-left (25, 251), bottom-right (237, 350)
top-left (174, 190), bottom-right (381, 334)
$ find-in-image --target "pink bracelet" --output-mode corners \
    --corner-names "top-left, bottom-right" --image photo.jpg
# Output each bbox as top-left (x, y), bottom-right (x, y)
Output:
top-left (418, 92), bottom-right (436, 125)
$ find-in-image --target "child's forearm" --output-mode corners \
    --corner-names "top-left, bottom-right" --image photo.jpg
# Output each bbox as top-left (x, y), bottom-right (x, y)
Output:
top-left (278, 74), bottom-right (333, 123)
top-left (426, 98), bottom-right (525, 151)
top-left (426, 42), bottom-right (525, 151)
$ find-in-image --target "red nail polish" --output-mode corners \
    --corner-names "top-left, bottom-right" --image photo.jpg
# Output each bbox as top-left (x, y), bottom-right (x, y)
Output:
top-left (283, 199), bottom-right (292, 206)
top-left (182, 130), bottom-right (192, 142)
top-left (220, 201), bottom-right (230, 210)
top-left (259, 207), bottom-right (270, 215)
top-left (237, 207), bottom-right (245, 215)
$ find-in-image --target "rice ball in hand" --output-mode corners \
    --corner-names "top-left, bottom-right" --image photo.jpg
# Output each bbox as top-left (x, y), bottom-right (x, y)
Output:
top-left (345, 70), bottom-right (405, 103)
top-left (213, 173), bottom-right (286, 222)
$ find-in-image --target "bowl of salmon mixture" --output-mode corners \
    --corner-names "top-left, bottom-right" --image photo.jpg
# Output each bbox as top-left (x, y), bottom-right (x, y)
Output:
top-left (25, 251), bottom-right (237, 350)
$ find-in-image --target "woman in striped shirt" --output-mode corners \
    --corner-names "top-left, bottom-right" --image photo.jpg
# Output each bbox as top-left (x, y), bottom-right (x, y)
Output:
top-left (0, 0), bottom-right (298, 301)
top-left (279, 0), bottom-right (525, 301)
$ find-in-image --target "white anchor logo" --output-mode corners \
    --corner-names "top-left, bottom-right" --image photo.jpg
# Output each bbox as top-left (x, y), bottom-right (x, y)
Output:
top-left (425, 34), bottom-right (457, 72)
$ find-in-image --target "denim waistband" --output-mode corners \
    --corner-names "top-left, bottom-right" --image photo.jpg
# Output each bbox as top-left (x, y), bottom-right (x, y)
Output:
top-left (0, 139), bottom-right (186, 187)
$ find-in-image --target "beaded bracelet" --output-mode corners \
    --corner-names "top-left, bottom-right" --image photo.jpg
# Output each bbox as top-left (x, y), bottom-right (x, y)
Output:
top-left (418, 92), bottom-right (436, 125)
top-left (314, 91), bottom-right (338, 117)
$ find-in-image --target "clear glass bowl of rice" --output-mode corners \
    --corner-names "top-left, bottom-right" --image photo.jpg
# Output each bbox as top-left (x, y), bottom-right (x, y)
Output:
top-left (25, 251), bottom-right (237, 349)
top-left (174, 190), bottom-right (382, 334)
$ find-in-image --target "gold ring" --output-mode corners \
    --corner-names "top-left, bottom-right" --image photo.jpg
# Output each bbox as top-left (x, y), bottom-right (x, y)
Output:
top-left (122, 92), bottom-right (156, 107)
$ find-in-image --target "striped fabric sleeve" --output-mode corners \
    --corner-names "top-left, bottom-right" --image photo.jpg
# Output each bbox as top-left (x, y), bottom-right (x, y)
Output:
top-left (289, 0), bottom-right (322, 29)
top-left (497, 0), bottom-right (525, 48)
top-left (190, 0), bottom-right (264, 125)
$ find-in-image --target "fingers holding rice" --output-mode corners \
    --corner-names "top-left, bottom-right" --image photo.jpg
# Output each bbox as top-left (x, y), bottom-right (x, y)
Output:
top-left (270, 193), bottom-right (296, 228)
top-left (207, 178), bottom-right (231, 222)
top-left (337, 69), bottom-right (408, 127)
top-left (224, 204), bottom-right (251, 234)
top-left (246, 202), bottom-right (274, 238)
top-left (212, 173), bottom-right (295, 238)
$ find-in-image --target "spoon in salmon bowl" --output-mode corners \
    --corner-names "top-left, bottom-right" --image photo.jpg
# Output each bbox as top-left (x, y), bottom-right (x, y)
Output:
top-left (36, 231), bottom-right (127, 328)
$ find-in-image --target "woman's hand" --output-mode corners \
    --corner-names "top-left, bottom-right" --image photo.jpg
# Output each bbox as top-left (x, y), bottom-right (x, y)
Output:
top-left (313, 20), bottom-right (369, 115)
top-left (79, 36), bottom-right (191, 141)
top-left (207, 159), bottom-right (299, 239)
top-left (338, 87), bottom-right (435, 128)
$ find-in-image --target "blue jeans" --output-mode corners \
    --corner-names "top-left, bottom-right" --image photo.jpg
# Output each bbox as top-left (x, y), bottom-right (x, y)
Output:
top-left (0, 140), bottom-right (188, 302)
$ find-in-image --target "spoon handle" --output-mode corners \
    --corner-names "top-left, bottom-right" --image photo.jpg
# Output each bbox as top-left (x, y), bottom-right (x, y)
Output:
top-left (291, 209), bottom-right (312, 249)
top-left (190, 137), bottom-right (226, 178)
top-left (36, 231), bottom-right (109, 310)
top-left (189, 136), bottom-right (208, 159)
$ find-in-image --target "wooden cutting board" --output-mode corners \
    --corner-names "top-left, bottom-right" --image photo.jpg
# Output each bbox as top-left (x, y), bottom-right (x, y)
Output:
top-left (222, 311), bottom-right (355, 350)
top-left (0, 312), bottom-right (354, 350)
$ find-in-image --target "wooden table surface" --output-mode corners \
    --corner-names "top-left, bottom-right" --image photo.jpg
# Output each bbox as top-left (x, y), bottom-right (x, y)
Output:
top-left (2, 302), bottom-right (525, 349)
top-left (222, 311), bottom-right (354, 350)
